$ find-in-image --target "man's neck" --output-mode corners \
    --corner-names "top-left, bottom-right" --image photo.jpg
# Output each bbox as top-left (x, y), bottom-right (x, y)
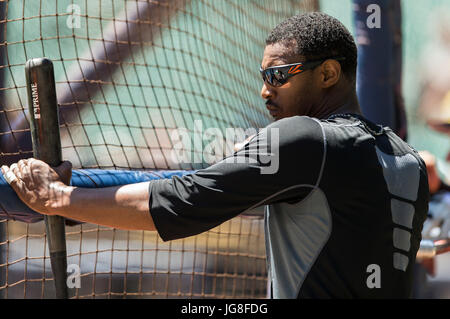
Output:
top-left (312, 83), bottom-right (362, 119)
top-left (328, 94), bottom-right (362, 117)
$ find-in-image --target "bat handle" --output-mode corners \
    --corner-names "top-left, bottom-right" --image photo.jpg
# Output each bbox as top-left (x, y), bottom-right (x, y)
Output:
top-left (45, 215), bottom-right (69, 299)
top-left (25, 57), bottom-right (69, 299)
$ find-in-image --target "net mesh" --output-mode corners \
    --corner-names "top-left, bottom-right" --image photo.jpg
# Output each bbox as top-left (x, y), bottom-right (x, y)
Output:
top-left (0, 0), bottom-right (318, 298)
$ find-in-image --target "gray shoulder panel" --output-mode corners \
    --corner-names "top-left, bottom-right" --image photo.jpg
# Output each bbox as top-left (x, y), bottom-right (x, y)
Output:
top-left (375, 148), bottom-right (420, 201)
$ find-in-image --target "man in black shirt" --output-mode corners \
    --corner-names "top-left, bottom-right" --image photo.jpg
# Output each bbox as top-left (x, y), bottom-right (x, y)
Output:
top-left (2, 12), bottom-right (429, 298)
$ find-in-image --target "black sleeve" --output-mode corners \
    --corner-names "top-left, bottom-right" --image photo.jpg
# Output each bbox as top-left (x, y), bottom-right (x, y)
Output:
top-left (149, 116), bottom-right (326, 241)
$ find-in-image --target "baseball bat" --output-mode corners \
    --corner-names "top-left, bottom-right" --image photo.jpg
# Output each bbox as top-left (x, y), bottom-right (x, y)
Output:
top-left (25, 57), bottom-right (69, 299)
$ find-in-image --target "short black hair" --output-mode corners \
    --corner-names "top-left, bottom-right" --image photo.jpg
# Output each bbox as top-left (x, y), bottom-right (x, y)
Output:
top-left (266, 12), bottom-right (357, 83)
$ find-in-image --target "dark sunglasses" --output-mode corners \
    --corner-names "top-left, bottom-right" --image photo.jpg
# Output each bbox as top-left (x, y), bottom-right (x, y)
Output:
top-left (260, 56), bottom-right (346, 87)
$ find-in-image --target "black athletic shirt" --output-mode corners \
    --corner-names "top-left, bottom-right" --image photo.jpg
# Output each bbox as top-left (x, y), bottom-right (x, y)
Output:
top-left (149, 114), bottom-right (429, 298)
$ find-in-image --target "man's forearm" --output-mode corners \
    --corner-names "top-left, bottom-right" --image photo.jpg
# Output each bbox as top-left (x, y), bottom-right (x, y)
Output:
top-left (51, 182), bottom-right (156, 231)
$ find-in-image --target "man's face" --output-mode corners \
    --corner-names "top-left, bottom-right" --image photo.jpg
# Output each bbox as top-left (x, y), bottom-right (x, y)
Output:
top-left (260, 42), bottom-right (320, 121)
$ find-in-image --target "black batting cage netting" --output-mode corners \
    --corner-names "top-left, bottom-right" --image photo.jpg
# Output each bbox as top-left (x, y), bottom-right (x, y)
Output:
top-left (0, 0), bottom-right (319, 299)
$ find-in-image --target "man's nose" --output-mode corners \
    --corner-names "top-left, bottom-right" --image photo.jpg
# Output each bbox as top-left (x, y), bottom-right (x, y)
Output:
top-left (260, 82), bottom-right (275, 100)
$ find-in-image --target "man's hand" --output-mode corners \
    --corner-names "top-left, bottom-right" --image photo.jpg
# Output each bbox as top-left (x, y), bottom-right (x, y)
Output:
top-left (1, 159), bottom-right (72, 215)
top-left (1, 159), bottom-right (154, 231)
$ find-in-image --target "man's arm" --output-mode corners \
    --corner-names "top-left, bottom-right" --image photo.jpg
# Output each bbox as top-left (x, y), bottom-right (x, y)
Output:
top-left (59, 182), bottom-right (155, 231)
top-left (1, 159), bottom-right (155, 231)
top-left (2, 116), bottom-right (325, 240)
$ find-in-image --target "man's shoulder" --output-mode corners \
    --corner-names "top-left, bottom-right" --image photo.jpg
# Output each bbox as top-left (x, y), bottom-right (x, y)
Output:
top-left (258, 116), bottom-right (325, 160)
top-left (377, 127), bottom-right (422, 159)
top-left (267, 115), bottom-right (319, 126)
top-left (265, 116), bottom-right (324, 139)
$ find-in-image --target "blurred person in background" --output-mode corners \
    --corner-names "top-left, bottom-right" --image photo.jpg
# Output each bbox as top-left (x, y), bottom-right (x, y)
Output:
top-left (413, 10), bottom-right (450, 298)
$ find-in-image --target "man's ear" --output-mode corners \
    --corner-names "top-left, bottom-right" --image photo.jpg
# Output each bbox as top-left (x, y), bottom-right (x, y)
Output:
top-left (319, 59), bottom-right (341, 88)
